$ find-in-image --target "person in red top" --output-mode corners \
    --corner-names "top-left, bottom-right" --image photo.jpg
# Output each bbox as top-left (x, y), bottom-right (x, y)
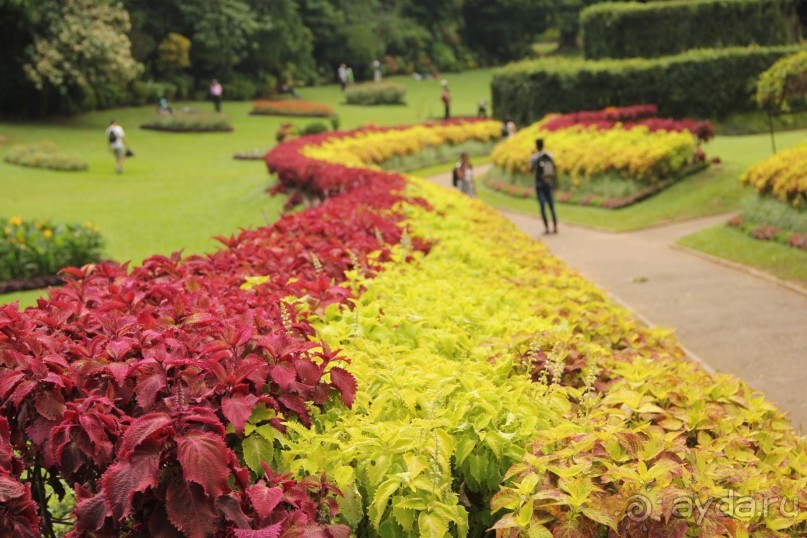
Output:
top-left (440, 80), bottom-right (451, 120)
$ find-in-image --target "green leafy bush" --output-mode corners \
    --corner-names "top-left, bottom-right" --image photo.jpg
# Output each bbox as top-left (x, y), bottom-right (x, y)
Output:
top-left (4, 141), bottom-right (87, 171)
top-left (741, 195), bottom-right (807, 233)
top-left (345, 82), bottom-right (406, 105)
top-left (0, 216), bottom-right (104, 282)
top-left (756, 49), bottom-right (807, 111)
top-left (140, 110), bottom-right (233, 132)
top-left (492, 45), bottom-right (801, 125)
top-left (299, 122), bottom-right (330, 136)
top-left (581, 0), bottom-right (800, 60)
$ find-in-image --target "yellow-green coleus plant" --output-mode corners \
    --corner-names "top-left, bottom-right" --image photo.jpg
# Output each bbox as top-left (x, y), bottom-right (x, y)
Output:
top-left (239, 175), bottom-right (804, 537)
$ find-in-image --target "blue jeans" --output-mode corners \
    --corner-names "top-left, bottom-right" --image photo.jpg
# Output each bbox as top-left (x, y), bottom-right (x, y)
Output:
top-left (536, 184), bottom-right (557, 231)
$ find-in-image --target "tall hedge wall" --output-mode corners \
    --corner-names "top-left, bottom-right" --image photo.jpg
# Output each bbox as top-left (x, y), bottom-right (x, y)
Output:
top-left (491, 45), bottom-right (802, 125)
top-left (581, 0), bottom-right (801, 60)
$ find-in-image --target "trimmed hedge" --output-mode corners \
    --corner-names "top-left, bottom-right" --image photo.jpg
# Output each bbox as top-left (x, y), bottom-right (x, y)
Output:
top-left (581, 0), bottom-right (801, 60)
top-left (492, 45), bottom-right (802, 125)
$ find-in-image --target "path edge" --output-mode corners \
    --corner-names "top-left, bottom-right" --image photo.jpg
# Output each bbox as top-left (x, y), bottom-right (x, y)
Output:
top-left (671, 243), bottom-right (807, 298)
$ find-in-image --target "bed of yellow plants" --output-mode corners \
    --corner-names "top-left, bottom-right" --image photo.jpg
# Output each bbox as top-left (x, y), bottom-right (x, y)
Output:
top-left (491, 118), bottom-right (696, 183)
top-left (303, 119), bottom-right (501, 169)
top-left (255, 158), bottom-right (807, 535)
top-left (741, 141), bottom-right (807, 209)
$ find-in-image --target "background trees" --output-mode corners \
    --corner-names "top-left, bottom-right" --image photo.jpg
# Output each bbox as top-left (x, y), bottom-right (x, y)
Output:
top-left (0, 0), bottom-right (553, 117)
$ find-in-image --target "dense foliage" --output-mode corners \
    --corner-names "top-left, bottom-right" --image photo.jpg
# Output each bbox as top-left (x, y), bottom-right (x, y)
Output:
top-left (0, 216), bottom-right (103, 284)
top-left (492, 45), bottom-right (801, 125)
top-left (489, 105), bottom-right (708, 203)
top-left (741, 141), bottom-right (807, 208)
top-left (0, 0), bottom-right (551, 117)
top-left (250, 100), bottom-right (335, 117)
top-left (756, 49), bottom-right (807, 111)
top-left (263, 124), bottom-right (806, 536)
top-left (4, 141), bottom-right (88, 172)
top-left (344, 83), bottom-right (407, 106)
top-left (140, 111), bottom-right (234, 132)
top-left (581, 0), bottom-right (800, 60)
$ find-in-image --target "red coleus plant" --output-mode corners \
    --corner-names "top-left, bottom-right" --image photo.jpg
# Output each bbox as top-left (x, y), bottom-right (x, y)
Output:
top-left (0, 122), bottom-right (434, 535)
top-left (542, 105), bottom-right (714, 143)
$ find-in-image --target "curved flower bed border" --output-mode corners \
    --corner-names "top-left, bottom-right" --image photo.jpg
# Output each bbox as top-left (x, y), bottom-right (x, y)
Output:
top-left (250, 100), bottom-right (335, 118)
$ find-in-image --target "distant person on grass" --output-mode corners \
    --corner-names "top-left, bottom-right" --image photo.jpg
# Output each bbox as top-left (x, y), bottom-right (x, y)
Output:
top-left (210, 79), bottom-right (223, 112)
top-left (529, 138), bottom-right (558, 234)
top-left (105, 120), bottom-right (128, 174)
top-left (338, 64), bottom-right (348, 91)
top-left (441, 80), bottom-right (451, 120)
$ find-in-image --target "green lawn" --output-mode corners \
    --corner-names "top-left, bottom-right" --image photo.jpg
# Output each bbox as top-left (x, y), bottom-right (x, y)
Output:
top-left (679, 225), bottom-right (807, 287)
top-left (0, 70), bottom-right (494, 307)
top-left (479, 129), bottom-right (807, 231)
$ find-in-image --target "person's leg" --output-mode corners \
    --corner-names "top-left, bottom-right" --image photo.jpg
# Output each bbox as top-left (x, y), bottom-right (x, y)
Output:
top-left (536, 187), bottom-right (549, 232)
top-left (546, 187), bottom-right (558, 233)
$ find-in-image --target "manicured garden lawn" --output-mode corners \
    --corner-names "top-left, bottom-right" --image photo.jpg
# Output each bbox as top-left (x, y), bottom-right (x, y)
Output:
top-left (479, 128), bottom-right (807, 231)
top-left (679, 224), bottom-right (807, 286)
top-left (0, 70), bottom-right (494, 307)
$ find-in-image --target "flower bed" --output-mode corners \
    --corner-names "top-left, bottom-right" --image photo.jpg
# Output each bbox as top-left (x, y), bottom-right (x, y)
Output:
top-left (4, 141), bottom-right (88, 171)
top-left (344, 82), bottom-right (406, 105)
top-left (741, 141), bottom-right (807, 209)
top-left (488, 106), bottom-right (712, 208)
top-left (140, 110), bottom-right (234, 132)
top-left (1, 120), bottom-right (804, 537)
top-left (0, 216), bottom-right (104, 291)
top-left (250, 100), bottom-right (335, 117)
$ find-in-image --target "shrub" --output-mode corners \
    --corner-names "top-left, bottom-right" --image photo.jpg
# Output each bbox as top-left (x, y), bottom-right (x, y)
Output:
top-left (251, 99), bottom-right (335, 117)
top-left (299, 122), bottom-right (330, 136)
top-left (0, 216), bottom-right (104, 282)
top-left (128, 80), bottom-right (179, 106)
top-left (492, 45), bottom-right (802, 125)
top-left (740, 195), bottom-right (807, 232)
top-left (4, 141), bottom-right (88, 171)
top-left (345, 82), bottom-right (406, 105)
top-left (581, 0), bottom-right (800, 60)
top-left (756, 49), bottom-right (807, 111)
top-left (740, 141), bottom-right (807, 208)
top-left (140, 110), bottom-right (233, 132)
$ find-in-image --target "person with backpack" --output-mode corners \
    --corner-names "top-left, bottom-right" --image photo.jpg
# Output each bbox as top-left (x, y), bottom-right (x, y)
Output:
top-left (105, 119), bottom-right (127, 174)
top-left (440, 80), bottom-right (451, 120)
top-left (453, 152), bottom-right (475, 197)
top-left (529, 138), bottom-right (558, 234)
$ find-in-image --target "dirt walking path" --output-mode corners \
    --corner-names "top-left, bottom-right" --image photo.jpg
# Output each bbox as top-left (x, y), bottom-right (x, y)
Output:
top-left (429, 168), bottom-right (807, 430)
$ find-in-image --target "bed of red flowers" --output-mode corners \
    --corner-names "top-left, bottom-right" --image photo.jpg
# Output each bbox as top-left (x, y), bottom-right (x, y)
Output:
top-left (0, 125), bottom-right (435, 535)
top-left (542, 104), bottom-right (714, 142)
top-left (250, 100), bottom-right (335, 118)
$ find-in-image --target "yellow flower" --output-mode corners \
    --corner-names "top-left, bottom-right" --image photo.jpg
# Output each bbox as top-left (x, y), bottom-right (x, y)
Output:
top-left (34, 221), bottom-right (42, 229)
top-left (43, 229), bottom-right (53, 239)
top-left (85, 221), bottom-right (93, 228)
top-left (3, 227), bottom-right (9, 236)
top-left (9, 216), bottom-right (22, 226)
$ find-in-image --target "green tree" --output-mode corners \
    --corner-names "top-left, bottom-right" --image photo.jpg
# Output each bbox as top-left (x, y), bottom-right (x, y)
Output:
top-left (157, 32), bottom-right (191, 77)
top-left (463, 0), bottom-right (552, 62)
top-left (23, 0), bottom-right (143, 111)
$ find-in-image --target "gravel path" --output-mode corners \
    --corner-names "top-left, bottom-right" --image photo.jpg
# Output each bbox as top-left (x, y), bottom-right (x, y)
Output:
top-left (429, 168), bottom-right (807, 430)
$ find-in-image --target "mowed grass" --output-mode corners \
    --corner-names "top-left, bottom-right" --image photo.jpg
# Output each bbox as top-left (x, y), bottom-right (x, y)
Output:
top-left (679, 225), bottom-right (807, 287)
top-left (0, 69), bottom-right (494, 307)
top-left (478, 129), bottom-right (807, 231)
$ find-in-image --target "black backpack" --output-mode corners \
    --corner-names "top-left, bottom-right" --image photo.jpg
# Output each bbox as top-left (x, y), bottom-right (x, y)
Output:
top-left (108, 129), bottom-right (118, 143)
top-left (535, 153), bottom-right (556, 186)
top-left (452, 165), bottom-right (460, 187)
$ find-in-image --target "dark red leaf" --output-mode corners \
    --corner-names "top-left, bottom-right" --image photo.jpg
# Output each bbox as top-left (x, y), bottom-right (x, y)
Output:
top-left (221, 394), bottom-right (258, 435)
top-left (119, 413), bottom-right (172, 457)
top-left (269, 362), bottom-right (297, 391)
top-left (35, 390), bottom-right (66, 421)
top-left (176, 430), bottom-right (230, 498)
top-left (246, 484), bottom-right (283, 520)
top-left (165, 480), bottom-right (218, 538)
top-left (328, 367), bottom-right (357, 408)
top-left (233, 523), bottom-right (282, 538)
top-left (101, 445), bottom-right (161, 520)
top-left (0, 475), bottom-right (26, 501)
top-left (73, 488), bottom-right (111, 532)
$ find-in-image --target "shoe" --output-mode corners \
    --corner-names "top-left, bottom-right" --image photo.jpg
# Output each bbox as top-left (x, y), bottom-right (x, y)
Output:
top-left (543, 229), bottom-right (551, 235)
top-left (115, 165), bottom-right (122, 174)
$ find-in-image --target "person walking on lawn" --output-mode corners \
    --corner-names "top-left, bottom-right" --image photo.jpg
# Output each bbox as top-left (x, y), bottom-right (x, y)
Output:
top-left (529, 138), bottom-right (558, 234)
top-left (210, 79), bottom-right (223, 112)
top-left (105, 119), bottom-right (128, 174)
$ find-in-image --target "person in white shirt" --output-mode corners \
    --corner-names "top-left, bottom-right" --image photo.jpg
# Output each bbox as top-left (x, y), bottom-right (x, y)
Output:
top-left (105, 120), bottom-right (127, 174)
